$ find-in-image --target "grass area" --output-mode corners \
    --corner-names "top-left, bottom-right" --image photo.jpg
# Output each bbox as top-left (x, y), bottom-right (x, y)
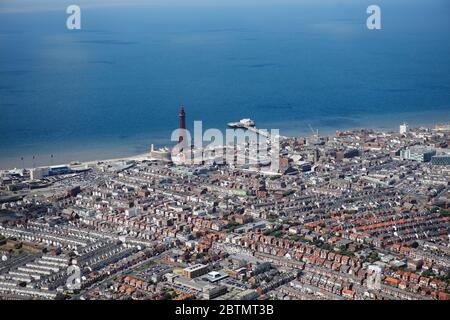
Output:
top-left (422, 269), bottom-right (450, 285)
top-left (225, 220), bottom-right (240, 231)
top-left (135, 260), bottom-right (156, 272)
top-left (0, 240), bottom-right (42, 255)
top-left (263, 229), bottom-right (283, 238)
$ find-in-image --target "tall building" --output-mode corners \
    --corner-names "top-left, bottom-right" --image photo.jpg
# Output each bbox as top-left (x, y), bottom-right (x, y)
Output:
top-left (179, 105), bottom-right (186, 144)
top-left (399, 123), bottom-right (409, 135)
top-left (313, 148), bottom-right (320, 163)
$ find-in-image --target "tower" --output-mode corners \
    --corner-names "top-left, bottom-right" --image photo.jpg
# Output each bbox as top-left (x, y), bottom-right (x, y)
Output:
top-left (314, 148), bottom-right (320, 163)
top-left (399, 123), bottom-right (409, 135)
top-left (179, 105), bottom-right (186, 143)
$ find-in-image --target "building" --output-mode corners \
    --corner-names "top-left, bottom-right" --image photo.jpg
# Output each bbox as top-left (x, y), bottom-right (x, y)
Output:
top-left (298, 161), bottom-right (312, 172)
top-left (149, 144), bottom-right (172, 162)
top-left (431, 155), bottom-right (450, 166)
top-left (202, 284), bottom-right (227, 299)
top-left (313, 148), bottom-right (320, 163)
top-left (433, 124), bottom-right (450, 133)
top-left (336, 148), bottom-right (359, 160)
top-left (205, 271), bottom-right (229, 283)
top-left (400, 147), bottom-right (436, 162)
top-left (30, 167), bottom-right (48, 180)
top-left (399, 123), bottom-right (409, 135)
top-left (181, 264), bottom-right (208, 279)
top-left (47, 165), bottom-right (72, 176)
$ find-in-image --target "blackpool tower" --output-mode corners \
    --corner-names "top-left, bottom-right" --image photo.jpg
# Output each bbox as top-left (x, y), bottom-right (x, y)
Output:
top-left (179, 105), bottom-right (186, 144)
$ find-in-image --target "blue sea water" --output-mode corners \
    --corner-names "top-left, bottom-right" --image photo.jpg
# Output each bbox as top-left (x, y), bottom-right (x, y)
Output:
top-left (0, 0), bottom-right (449, 168)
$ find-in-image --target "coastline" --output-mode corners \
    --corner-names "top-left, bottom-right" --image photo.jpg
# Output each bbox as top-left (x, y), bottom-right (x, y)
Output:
top-left (0, 109), bottom-right (448, 171)
top-left (261, 109), bottom-right (450, 138)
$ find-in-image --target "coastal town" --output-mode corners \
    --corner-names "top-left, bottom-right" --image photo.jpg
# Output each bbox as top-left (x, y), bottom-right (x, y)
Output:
top-left (0, 117), bottom-right (449, 301)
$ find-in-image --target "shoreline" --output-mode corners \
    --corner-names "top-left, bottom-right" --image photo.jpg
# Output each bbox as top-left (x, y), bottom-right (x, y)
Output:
top-left (0, 151), bottom-right (154, 172)
top-left (0, 109), bottom-right (448, 171)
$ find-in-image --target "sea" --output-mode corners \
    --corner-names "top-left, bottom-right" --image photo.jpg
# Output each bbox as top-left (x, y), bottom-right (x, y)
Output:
top-left (0, 0), bottom-right (449, 169)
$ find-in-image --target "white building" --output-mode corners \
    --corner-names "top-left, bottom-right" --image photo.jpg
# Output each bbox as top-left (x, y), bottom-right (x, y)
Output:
top-left (400, 147), bottom-right (436, 162)
top-left (399, 123), bottom-right (409, 135)
top-left (30, 167), bottom-right (48, 180)
top-left (125, 208), bottom-right (140, 217)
